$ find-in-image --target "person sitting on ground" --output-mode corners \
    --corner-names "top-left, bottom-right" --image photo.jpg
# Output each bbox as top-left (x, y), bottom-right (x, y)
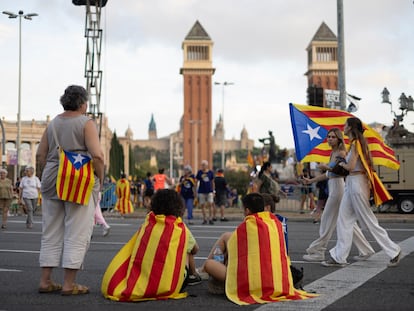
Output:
top-left (101, 189), bottom-right (194, 302)
top-left (203, 193), bottom-right (317, 305)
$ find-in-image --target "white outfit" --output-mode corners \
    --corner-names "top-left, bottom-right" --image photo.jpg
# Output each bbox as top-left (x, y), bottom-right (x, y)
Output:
top-left (330, 153), bottom-right (400, 264)
top-left (306, 177), bottom-right (374, 259)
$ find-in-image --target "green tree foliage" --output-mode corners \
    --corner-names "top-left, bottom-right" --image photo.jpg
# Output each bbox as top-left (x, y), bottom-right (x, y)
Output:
top-left (108, 132), bottom-right (124, 179)
top-left (224, 170), bottom-right (251, 196)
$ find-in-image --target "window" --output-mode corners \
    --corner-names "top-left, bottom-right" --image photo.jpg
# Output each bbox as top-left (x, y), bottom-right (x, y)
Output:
top-left (187, 45), bottom-right (209, 61)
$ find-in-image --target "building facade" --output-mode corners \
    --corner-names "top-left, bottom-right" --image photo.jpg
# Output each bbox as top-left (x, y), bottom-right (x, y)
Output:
top-left (305, 22), bottom-right (339, 107)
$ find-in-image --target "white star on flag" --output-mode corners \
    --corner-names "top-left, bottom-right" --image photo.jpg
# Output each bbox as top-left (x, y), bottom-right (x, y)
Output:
top-left (302, 123), bottom-right (322, 141)
top-left (72, 153), bottom-right (86, 164)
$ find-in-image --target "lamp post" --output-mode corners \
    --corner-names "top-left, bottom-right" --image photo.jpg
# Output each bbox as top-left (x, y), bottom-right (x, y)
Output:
top-left (214, 81), bottom-right (234, 170)
top-left (2, 10), bottom-right (38, 178)
top-left (381, 87), bottom-right (414, 122)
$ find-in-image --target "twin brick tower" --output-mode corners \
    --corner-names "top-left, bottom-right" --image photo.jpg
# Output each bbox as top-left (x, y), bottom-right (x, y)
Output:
top-left (180, 21), bottom-right (339, 170)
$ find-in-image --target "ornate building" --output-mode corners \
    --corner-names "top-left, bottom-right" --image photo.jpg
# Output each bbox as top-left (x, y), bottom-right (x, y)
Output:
top-left (118, 114), bottom-right (254, 176)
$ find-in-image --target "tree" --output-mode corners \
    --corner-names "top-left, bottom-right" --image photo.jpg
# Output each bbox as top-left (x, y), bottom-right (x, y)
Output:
top-left (108, 132), bottom-right (124, 179)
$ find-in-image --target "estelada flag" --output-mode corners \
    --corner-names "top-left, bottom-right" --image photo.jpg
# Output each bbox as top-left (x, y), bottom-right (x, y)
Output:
top-left (101, 211), bottom-right (188, 302)
top-left (289, 103), bottom-right (400, 170)
top-left (56, 149), bottom-right (95, 205)
top-left (247, 150), bottom-right (254, 167)
top-left (225, 211), bottom-right (317, 305)
top-left (355, 140), bottom-right (392, 206)
top-left (115, 178), bottom-right (134, 214)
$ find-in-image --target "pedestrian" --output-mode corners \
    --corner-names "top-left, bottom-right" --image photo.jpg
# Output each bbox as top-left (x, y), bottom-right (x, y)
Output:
top-left (153, 168), bottom-right (172, 191)
top-left (302, 128), bottom-right (374, 262)
top-left (95, 192), bottom-right (110, 237)
top-left (203, 193), bottom-right (317, 305)
top-left (19, 166), bottom-right (41, 229)
top-left (298, 168), bottom-right (315, 214)
top-left (36, 84), bottom-right (104, 295)
top-left (312, 178), bottom-right (328, 223)
top-left (178, 165), bottom-right (197, 225)
top-left (323, 117), bottom-right (401, 267)
top-left (196, 160), bottom-right (215, 225)
top-left (256, 161), bottom-right (283, 205)
top-left (114, 174), bottom-right (134, 216)
top-left (0, 168), bottom-right (14, 229)
top-left (101, 189), bottom-right (193, 301)
top-left (213, 168), bottom-right (229, 221)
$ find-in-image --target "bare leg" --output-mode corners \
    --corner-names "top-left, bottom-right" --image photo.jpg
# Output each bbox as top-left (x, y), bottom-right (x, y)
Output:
top-left (39, 267), bottom-right (54, 288)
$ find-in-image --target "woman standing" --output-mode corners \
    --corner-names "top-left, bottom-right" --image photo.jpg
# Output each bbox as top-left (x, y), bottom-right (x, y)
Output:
top-left (19, 166), bottom-right (41, 229)
top-left (36, 85), bottom-right (104, 295)
top-left (0, 168), bottom-right (14, 229)
top-left (256, 161), bottom-right (282, 202)
top-left (178, 165), bottom-right (196, 224)
top-left (323, 118), bottom-right (401, 267)
top-left (303, 128), bottom-right (374, 262)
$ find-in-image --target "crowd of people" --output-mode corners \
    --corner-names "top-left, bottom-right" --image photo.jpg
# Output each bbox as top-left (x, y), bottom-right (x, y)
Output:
top-left (0, 84), bottom-right (402, 304)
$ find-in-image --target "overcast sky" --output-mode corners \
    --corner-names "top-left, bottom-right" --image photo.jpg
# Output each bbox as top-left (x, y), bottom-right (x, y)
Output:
top-left (1, 0), bottom-right (413, 149)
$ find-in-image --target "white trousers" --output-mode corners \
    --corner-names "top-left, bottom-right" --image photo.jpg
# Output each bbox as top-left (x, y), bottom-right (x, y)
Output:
top-left (330, 174), bottom-right (400, 264)
top-left (306, 178), bottom-right (374, 258)
top-left (39, 195), bottom-right (96, 269)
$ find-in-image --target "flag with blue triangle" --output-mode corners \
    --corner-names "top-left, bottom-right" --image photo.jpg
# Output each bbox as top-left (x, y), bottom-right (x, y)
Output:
top-left (289, 103), bottom-right (400, 170)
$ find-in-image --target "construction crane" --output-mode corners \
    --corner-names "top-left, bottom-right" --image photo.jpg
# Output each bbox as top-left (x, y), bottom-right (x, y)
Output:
top-left (72, 0), bottom-right (108, 137)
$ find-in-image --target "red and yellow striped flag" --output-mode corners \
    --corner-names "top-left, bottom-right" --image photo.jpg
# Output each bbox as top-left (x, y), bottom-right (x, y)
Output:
top-left (56, 149), bottom-right (95, 205)
top-left (290, 103), bottom-right (400, 170)
top-left (115, 178), bottom-right (134, 214)
top-left (247, 150), bottom-right (254, 167)
top-left (355, 141), bottom-right (392, 206)
top-left (226, 211), bottom-right (317, 305)
top-left (101, 212), bottom-right (188, 302)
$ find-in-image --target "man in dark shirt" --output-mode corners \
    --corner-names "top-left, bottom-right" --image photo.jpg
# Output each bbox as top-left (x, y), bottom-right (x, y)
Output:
top-left (196, 160), bottom-right (214, 225)
top-left (213, 169), bottom-right (229, 222)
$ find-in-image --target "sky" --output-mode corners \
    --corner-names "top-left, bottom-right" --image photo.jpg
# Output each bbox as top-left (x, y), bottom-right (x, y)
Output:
top-left (1, 0), bottom-right (414, 150)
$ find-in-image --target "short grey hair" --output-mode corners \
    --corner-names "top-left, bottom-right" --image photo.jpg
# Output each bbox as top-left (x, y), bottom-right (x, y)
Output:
top-left (0, 168), bottom-right (7, 175)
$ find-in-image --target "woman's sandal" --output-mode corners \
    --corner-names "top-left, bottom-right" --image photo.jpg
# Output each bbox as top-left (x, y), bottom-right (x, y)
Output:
top-left (61, 284), bottom-right (89, 296)
top-left (38, 282), bottom-right (62, 293)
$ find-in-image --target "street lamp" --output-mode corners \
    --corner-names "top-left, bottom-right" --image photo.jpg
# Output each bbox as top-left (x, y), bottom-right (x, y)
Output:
top-left (214, 81), bottom-right (234, 169)
top-left (381, 87), bottom-right (414, 122)
top-left (2, 10), bottom-right (38, 178)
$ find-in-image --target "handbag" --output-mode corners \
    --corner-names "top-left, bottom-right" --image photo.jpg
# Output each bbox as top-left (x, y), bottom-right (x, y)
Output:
top-left (331, 156), bottom-right (349, 176)
top-left (51, 122), bottom-right (95, 205)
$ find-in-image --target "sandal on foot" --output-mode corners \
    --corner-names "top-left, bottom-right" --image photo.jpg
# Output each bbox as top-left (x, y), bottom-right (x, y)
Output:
top-left (38, 283), bottom-right (62, 293)
top-left (61, 284), bottom-right (89, 296)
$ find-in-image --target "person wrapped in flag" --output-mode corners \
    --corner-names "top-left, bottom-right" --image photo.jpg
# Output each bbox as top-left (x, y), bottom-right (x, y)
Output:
top-left (114, 174), bottom-right (134, 215)
top-left (36, 85), bottom-right (104, 295)
top-left (202, 193), bottom-right (317, 305)
top-left (101, 189), bottom-right (190, 302)
top-left (323, 117), bottom-right (401, 268)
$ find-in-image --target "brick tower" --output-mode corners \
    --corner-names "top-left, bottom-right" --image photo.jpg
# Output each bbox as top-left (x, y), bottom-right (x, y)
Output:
top-left (305, 22), bottom-right (339, 107)
top-left (180, 21), bottom-right (215, 170)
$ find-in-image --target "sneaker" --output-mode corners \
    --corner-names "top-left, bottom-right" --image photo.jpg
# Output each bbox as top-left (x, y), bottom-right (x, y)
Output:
top-left (353, 252), bottom-right (374, 261)
top-left (102, 226), bottom-right (111, 237)
top-left (202, 220), bottom-right (207, 225)
top-left (321, 257), bottom-right (348, 267)
top-left (303, 253), bottom-right (325, 262)
top-left (220, 217), bottom-right (229, 222)
top-left (208, 220), bottom-right (214, 225)
top-left (387, 251), bottom-right (401, 267)
top-left (212, 217), bottom-right (217, 221)
top-left (188, 221), bottom-right (194, 225)
top-left (187, 274), bottom-right (202, 286)
top-left (196, 268), bottom-right (209, 280)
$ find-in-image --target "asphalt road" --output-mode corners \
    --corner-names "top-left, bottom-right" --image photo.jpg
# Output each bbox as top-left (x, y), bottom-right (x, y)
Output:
top-left (0, 213), bottom-right (413, 311)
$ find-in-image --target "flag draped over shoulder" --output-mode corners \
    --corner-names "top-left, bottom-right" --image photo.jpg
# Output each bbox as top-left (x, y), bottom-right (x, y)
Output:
top-left (355, 141), bottom-right (392, 206)
top-left (289, 103), bottom-right (400, 170)
top-left (56, 149), bottom-right (95, 205)
top-left (101, 211), bottom-right (188, 302)
top-left (225, 211), bottom-right (317, 305)
top-left (115, 178), bottom-right (134, 214)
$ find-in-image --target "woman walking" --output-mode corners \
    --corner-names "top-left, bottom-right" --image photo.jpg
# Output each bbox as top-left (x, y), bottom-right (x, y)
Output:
top-left (303, 128), bottom-right (374, 262)
top-left (323, 118), bottom-right (401, 267)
